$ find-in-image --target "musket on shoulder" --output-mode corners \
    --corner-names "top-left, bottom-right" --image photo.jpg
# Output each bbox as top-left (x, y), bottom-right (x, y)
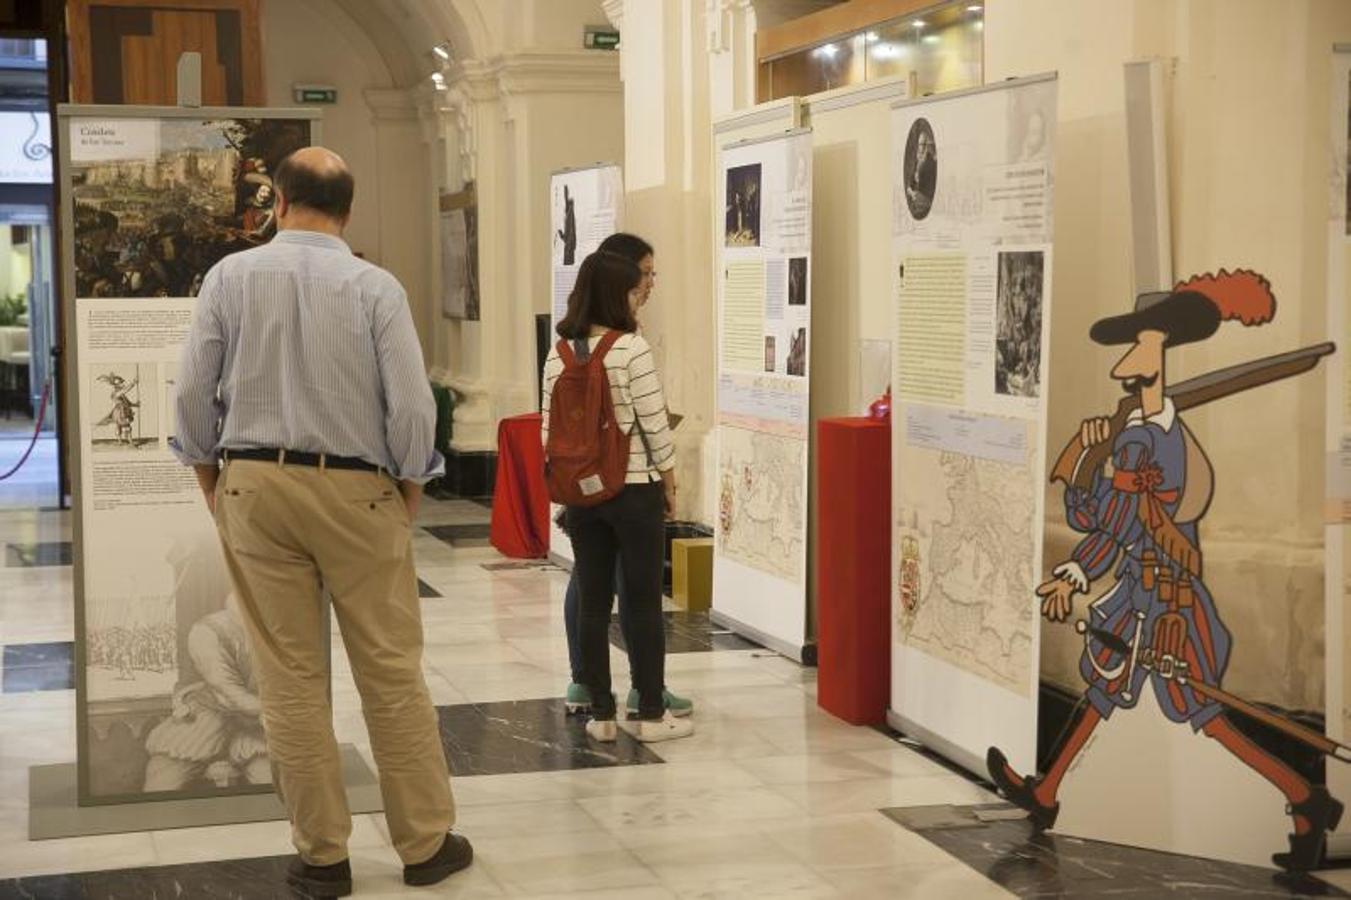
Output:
top-left (1050, 342), bottom-right (1336, 490)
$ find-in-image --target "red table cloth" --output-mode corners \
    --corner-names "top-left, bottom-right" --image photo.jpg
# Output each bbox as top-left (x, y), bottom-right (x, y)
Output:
top-left (490, 413), bottom-right (550, 558)
top-left (815, 416), bottom-right (892, 726)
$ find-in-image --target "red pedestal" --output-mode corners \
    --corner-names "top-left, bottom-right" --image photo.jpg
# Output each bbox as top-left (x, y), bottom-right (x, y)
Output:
top-left (815, 416), bottom-right (891, 726)
top-left (490, 413), bottom-right (550, 559)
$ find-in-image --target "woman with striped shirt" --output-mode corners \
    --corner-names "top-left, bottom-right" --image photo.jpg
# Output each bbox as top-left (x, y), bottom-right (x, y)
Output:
top-left (542, 251), bottom-right (693, 743)
top-left (560, 233), bottom-right (692, 720)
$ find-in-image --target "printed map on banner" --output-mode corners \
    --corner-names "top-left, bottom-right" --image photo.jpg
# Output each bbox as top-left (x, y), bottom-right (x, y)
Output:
top-left (717, 426), bottom-right (806, 584)
top-left (896, 407), bottom-right (1037, 696)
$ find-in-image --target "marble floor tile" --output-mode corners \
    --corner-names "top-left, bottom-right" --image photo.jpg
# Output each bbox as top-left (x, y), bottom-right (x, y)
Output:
top-left (0, 829), bottom-right (157, 880)
top-left (577, 785), bottom-right (801, 832)
top-left (695, 683), bottom-right (819, 720)
top-left (3, 541), bottom-right (71, 568)
top-left (734, 751), bottom-right (893, 786)
top-left (454, 798), bottom-right (605, 840)
top-left (418, 577), bottom-right (443, 598)
top-left (1, 641), bottom-right (74, 693)
top-left (436, 698), bottom-right (662, 776)
top-left (625, 827), bottom-right (827, 893)
top-left (762, 811), bottom-right (959, 872)
top-left (472, 830), bottom-right (660, 896)
top-left (749, 714), bottom-right (902, 757)
top-left (772, 773), bottom-right (996, 817)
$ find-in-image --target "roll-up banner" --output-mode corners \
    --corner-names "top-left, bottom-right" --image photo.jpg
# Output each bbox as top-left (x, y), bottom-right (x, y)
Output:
top-left (888, 74), bottom-right (1058, 778)
top-left (59, 105), bottom-right (319, 805)
top-left (711, 128), bottom-right (814, 660)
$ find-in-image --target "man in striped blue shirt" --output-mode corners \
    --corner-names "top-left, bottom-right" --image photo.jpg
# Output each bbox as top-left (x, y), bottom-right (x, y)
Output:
top-left (172, 147), bottom-right (470, 897)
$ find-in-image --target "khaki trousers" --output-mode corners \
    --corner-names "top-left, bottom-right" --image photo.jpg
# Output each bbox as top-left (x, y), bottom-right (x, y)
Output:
top-left (214, 459), bottom-right (453, 866)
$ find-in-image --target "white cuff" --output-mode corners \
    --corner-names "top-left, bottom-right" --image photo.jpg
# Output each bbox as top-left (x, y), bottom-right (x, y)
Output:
top-left (1053, 561), bottom-right (1090, 594)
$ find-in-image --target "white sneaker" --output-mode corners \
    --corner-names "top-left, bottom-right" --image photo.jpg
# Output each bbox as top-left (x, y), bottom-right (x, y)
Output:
top-left (586, 718), bottom-right (618, 742)
top-left (623, 712), bottom-right (695, 743)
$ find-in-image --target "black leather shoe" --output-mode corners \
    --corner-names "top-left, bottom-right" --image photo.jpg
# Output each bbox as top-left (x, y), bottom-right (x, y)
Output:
top-left (986, 747), bottom-right (1060, 831)
top-left (404, 833), bottom-right (474, 887)
top-left (1273, 786), bottom-right (1344, 872)
top-left (285, 856), bottom-right (352, 898)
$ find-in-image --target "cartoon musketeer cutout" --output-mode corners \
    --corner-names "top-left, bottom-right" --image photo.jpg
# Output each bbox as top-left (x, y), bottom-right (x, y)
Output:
top-left (986, 270), bottom-right (1344, 871)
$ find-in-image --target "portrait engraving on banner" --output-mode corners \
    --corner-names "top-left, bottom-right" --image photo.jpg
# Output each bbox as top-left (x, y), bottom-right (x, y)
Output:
top-left (902, 118), bottom-right (937, 221)
top-left (725, 163), bottom-right (763, 247)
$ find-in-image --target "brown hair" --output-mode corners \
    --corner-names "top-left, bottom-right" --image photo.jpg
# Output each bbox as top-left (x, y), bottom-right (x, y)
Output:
top-left (556, 250), bottom-right (640, 339)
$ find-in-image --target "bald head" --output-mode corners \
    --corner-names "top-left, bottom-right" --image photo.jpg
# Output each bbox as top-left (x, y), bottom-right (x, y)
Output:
top-left (273, 145), bottom-right (354, 227)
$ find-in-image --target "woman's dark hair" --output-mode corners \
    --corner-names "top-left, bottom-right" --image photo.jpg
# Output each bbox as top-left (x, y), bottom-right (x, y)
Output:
top-left (556, 250), bottom-right (641, 339)
top-left (597, 231), bottom-right (654, 265)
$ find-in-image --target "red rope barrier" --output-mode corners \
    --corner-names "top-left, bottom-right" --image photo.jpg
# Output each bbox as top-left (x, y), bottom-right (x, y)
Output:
top-left (0, 379), bottom-right (52, 481)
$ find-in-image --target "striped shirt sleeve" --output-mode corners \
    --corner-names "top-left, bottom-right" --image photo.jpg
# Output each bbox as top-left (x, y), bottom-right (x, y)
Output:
top-left (373, 282), bottom-right (444, 483)
top-left (621, 335), bottom-right (675, 474)
top-left (171, 265), bottom-right (227, 466)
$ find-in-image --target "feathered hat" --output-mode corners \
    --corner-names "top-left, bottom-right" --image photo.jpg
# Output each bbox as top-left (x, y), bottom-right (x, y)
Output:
top-left (1090, 269), bottom-right (1276, 347)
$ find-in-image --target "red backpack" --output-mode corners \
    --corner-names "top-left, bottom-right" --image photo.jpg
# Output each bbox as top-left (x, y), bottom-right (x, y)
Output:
top-left (545, 331), bottom-right (630, 507)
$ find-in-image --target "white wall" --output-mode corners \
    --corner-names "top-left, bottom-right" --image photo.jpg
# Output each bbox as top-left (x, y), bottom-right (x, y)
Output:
top-left (260, 0), bottom-right (433, 354)
top-left (983, 0), bottom-right (1351, 710)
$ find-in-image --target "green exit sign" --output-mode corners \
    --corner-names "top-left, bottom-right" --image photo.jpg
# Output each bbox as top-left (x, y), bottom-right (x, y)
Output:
top-left (293, 84), bottom-right (338, 104)
top-left (584, 28), bottom-right (620, 50)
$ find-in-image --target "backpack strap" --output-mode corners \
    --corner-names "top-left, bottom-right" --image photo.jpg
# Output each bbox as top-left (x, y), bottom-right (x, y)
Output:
top-left (556, 338), bottom-right (578, 367)
top-left (592, 329), bottom-right (624, 363)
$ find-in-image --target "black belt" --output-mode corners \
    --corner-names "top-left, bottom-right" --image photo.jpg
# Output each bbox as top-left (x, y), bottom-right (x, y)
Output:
top-left (222, 447), bottom-right (382, 473)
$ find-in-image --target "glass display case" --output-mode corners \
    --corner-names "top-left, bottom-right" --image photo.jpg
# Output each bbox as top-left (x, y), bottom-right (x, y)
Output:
top-left (758, 0), bottom-right (983, 101)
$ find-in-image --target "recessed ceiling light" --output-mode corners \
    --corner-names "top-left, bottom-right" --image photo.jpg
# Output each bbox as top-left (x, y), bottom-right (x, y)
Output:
top-left (865, 31), bottom-right (879, 41)
top-left (912, 19), bottom-right (926, 28)
top-left (432, 44), bottom-right (450, 61)
top-left (922, 34), bottom-right (940, 44)
top-left (967, 4), bottom-right (983, 11)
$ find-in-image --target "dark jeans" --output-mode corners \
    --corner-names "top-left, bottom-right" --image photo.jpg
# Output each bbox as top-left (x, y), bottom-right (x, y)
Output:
top-left (567, 482), bottom-right (665, 720)
top-left (564, 561), bottom-right (630, 685)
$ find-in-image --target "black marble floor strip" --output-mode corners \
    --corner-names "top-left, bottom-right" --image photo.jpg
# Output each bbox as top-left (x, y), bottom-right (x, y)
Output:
top-left (0, 855), bottom-right (296, 899)
top-left (4, 541), bottom-right (72, 568)
top-left (436, 697), bottom-right (662, 777)
top-left (417, 578), bottom-right (442, 598)
top-left (2, 641), bottom-right (74, 693)
top-left (883, 805), bottom-right (1350, 898)
top-left (422, 524), bottom-right (492, 548)
top-left (479, 560), bottom-right (556, 572)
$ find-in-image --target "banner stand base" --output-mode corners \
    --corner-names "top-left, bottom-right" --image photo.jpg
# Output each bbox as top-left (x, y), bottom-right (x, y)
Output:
top-left (710, 609), bottom-right (816, 665)
top-left (29, 744), bottom-right (382, 840)
top-left (886, 708), bottom-right (987, 783)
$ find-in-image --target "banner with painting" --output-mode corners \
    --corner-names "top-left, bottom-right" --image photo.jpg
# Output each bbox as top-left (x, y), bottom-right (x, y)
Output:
top-left (60, 106), bottom-right (316, 804)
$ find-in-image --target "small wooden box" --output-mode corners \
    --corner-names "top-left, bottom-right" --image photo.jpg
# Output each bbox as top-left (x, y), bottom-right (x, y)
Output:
top-left (671, 538), bottom-right (713, 611)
